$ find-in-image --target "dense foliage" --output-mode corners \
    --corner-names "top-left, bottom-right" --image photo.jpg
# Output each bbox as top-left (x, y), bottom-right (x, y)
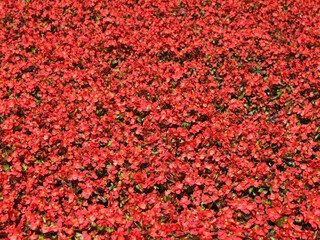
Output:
top-left (1, 0), bottom-right (320, 239)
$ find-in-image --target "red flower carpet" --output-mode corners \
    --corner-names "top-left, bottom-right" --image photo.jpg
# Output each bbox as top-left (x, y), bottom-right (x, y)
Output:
top-left (0, 0), bottom-right (320, 239)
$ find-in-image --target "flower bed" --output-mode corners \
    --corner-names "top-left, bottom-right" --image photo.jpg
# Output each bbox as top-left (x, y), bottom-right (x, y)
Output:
top-left (1, 0), bottom-right (320, 239)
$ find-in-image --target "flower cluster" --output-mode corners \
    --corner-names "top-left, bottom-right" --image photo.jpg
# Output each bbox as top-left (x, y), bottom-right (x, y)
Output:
top-left (1, 0), bottom-right (320, 239)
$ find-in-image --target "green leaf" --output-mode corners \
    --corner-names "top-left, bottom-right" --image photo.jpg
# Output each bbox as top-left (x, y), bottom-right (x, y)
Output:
top-left (106, 227), bottom-right (114, 233)
top-left (91, 222), bottom-right (97, 227)
top-left (3, 163), bottom-right (10, 171)
top-left (269, 186), bottom-right (273, 193)
top-left (75, 232), bottom-right (83, 240)
top-left (276, 216), bottom-right (288, 228)
top-left (22, 163), bottom-right (28, 171)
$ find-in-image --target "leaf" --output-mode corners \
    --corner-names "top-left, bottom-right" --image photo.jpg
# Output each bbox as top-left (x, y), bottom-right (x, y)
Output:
top-left (276, 216), bottom-right (288, 228)
top-left (3, 163), bottom-right (10, 171)
top-left (106, 227), bottom-right (114, 233)
top-left (22, 163), bottom-right (28, 171)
